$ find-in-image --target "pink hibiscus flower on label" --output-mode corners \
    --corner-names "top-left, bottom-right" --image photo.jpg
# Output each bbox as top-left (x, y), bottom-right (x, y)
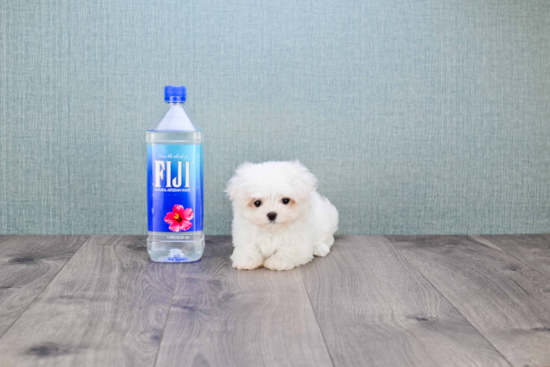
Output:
top-left (164, 205), bottom-right (194, 232)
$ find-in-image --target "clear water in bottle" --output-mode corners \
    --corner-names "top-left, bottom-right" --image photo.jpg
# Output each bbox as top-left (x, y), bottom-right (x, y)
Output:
top-left (146, 86), bottom-right (204, 262)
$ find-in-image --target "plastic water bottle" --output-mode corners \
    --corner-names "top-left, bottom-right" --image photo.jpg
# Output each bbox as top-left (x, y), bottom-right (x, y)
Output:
top-left (146, 86), bottom-right (204, 262)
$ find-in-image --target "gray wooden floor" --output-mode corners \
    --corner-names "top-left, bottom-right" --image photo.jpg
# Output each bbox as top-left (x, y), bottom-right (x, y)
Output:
top-left (0, 235), bottom-right (549, 367)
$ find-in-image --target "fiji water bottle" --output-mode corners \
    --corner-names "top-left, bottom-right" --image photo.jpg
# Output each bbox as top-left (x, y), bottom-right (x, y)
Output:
top-left (147, 86), bottom-right (204, 262)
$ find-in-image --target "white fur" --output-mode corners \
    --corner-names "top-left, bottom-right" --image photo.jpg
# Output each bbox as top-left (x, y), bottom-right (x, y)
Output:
top-left (226, 161), bottom-right (339, 271)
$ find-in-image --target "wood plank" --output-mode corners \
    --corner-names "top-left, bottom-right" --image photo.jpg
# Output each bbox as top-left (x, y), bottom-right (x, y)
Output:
top-left (300, 235), bottom-right (510, 367)
top-left (155, 236), bottom-right (333, 367)
top-left (0, 236), bottom-right (180, 367)
top-left (387, 235), bottom-right (550, 367)
top-left (0, 235), bottom-right (88, 338)
top-left (481, 234), bottom-right (550, 280)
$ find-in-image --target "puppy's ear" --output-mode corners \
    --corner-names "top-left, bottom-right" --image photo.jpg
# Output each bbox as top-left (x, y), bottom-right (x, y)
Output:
top-left (290, 160), bottom-right (318, 201)
top-left (225, 162), bottom-right (254, 203)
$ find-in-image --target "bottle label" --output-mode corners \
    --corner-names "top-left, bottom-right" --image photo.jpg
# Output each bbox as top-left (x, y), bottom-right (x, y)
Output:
top-left (147, 144), bottom-right (203, 233)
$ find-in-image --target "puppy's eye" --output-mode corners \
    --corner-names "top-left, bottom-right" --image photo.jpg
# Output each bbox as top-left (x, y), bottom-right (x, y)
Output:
top-left (254, 200), bottom-right (262, 207)
top-left (282, 198), bottom-right (290, 205)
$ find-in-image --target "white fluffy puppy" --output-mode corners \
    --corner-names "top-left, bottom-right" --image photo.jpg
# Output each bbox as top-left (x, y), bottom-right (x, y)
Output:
top-left (226, 161), bottom-right (339, 271)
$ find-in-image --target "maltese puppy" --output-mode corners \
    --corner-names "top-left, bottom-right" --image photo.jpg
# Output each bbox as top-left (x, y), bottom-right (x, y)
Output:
top-left (226, 161), bottom-right (339, 271)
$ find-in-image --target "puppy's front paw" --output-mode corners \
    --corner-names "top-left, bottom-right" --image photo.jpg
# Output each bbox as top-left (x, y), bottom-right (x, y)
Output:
top-left (313, 243), bottom-right (330, 257)
top-left (231, 252), bottom-right (264, 270)
top-left (264, 254), bottom-right (297, 271)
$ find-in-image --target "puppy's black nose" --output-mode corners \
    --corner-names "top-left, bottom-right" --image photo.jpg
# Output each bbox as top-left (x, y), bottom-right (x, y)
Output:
top-left (267, 212), bottom-right (277, 221)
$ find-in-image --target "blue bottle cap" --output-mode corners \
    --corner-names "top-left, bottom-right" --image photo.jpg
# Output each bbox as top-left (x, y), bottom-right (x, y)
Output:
top-left (164, 86), bottom-right (186, 103)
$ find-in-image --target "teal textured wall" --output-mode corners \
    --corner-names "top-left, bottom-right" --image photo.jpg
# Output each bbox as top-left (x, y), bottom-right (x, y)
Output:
top-left (1, 0), bottom-right (549, 235)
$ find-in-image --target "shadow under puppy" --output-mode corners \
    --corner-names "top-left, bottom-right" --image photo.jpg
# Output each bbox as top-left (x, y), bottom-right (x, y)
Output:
top-left (226, 161), bottom-right (339, 271)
